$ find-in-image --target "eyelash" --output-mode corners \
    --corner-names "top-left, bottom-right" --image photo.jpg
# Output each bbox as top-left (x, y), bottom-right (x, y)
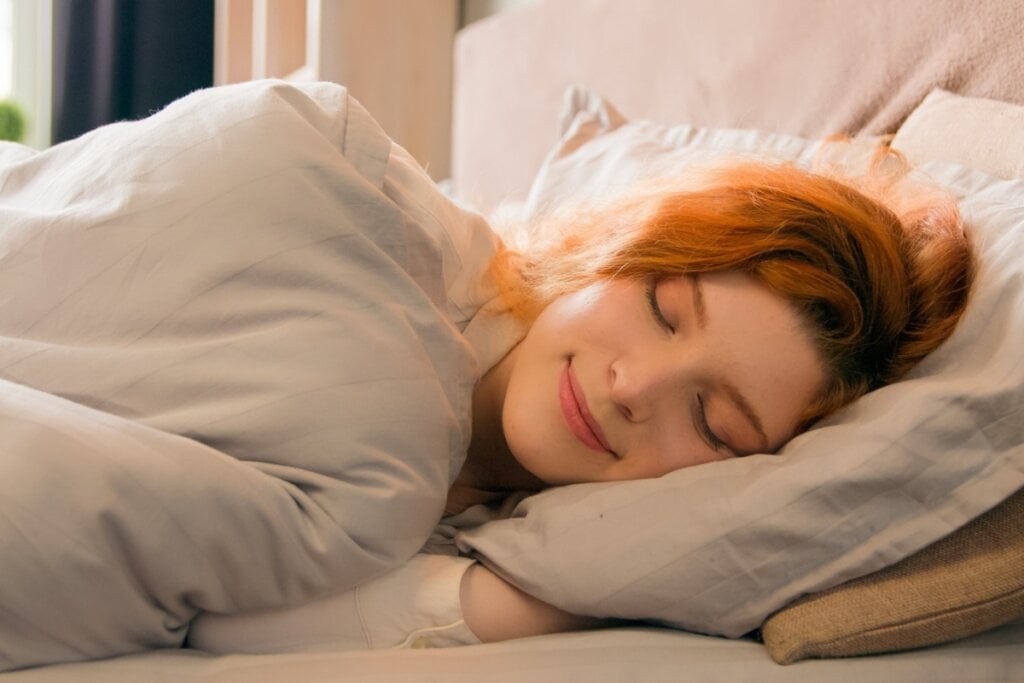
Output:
top-left (645, 280), bottom-right (674, 332)
top-left (696, 395), bottom-right (727, 452)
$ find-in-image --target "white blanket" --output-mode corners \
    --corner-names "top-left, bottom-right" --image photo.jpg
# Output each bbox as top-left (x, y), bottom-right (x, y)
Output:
top-left (0, 81), bottom-right (501, 671)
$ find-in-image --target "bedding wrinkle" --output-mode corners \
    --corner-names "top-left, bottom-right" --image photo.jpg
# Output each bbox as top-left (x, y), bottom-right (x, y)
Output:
top-left (977, 400), bottom-right (1024, 449)
top-left (1, 168), bottom-right (351, 340)
top-left (2, 173), bottom-right (428, 348)
top-left (340, 92), bottom-right (389, 190)
top-left (0, 396), bottom-right (205, 659)
top-left (182, 378), bottom-right (449, 443)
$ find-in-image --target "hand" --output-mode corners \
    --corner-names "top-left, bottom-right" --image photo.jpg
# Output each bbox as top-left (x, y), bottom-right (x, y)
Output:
top-left (460, 563), bottom-right (612, 642)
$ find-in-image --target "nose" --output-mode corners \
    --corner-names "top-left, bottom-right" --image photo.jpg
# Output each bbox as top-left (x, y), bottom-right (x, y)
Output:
top-left (609, 353), bottom-right (687, 423)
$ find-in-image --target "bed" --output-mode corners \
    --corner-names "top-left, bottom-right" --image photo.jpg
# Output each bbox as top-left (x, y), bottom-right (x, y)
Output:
top-left (2, 0), bottom-right (1023, 680)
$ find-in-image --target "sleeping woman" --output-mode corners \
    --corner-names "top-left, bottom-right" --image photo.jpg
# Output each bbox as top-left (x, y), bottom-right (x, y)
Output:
top-left (189, 98), bottom-right (974, 650)
top-left (0, 80), bottom-right (972, 669)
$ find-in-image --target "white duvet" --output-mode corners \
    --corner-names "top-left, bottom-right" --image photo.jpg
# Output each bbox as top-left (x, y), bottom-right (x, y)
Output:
top-left (0, 81), bottom-right (502, 671)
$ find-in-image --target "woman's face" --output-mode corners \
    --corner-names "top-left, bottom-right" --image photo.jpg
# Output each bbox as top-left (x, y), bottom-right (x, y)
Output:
top-left (500, 271), bottom-right (828, 485)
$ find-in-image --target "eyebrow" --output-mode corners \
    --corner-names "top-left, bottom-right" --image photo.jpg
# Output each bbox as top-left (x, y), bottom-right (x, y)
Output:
top-left (691, 275), bottom-right (771, 452)
top-left (691, 275), bottom-right (708, 329)
top-left (721, 381), bottom-right (771, 453)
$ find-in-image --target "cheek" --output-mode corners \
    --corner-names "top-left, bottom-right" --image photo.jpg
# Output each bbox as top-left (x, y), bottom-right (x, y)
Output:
top-left (499, 356), bottom-right (564, 481)
top-left (501, 395), bottom-right (534, 462)
top-left (640, 428), bottom-right (729, 477)
top-left (536, 284), bottom-right (634, 344)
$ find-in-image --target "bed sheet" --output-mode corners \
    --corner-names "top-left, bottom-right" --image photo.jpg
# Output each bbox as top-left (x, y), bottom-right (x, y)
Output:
top-left (4, 623), bottom-right (1024, 683)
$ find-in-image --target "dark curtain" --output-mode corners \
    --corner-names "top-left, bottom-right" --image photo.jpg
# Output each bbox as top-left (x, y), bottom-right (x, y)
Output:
top-left (52, 0), bottom-right (214, 144)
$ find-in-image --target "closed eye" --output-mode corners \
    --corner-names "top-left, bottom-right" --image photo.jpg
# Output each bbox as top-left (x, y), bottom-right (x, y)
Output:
top-left (695, 394), bottom-right (730, 454)
top-left (645, 280), bottom-right (673, 332)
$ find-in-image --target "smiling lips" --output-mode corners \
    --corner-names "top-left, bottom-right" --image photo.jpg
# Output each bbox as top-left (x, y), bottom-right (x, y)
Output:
top-left (560, 361), bottom-right (614, 454)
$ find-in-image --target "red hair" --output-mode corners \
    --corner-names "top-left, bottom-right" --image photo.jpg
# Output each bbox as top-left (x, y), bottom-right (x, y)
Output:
top-left (490, 147), bottom-right (974, 425)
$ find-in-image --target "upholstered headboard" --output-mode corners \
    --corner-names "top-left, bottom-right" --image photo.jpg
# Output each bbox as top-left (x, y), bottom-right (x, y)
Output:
top-left (451, 0), bottom-right (1024, 212)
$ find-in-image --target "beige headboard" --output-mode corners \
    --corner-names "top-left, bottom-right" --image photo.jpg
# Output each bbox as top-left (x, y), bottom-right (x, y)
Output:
top-left (452, 0), bottom-right (1024, 213)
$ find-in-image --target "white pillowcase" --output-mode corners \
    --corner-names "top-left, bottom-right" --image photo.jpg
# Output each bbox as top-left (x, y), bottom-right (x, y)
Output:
top-left (457, 88), bottom-right (1024, 638)
top-left (519, 88), bottom-right (882, 220)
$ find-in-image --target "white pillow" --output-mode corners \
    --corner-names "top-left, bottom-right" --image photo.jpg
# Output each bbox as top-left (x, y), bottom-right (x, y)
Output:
top-left (892, 88), bottom-right (1024, 180)
top-left (457, 88), bottom-right (1024, 638)
top-left (518, 87), bottom-right (883, 220)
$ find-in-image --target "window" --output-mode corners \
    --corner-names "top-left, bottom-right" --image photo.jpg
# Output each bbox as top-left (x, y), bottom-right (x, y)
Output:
top-left (0, 0), bottom-right (11, 98)
top-left (8, 0), bottom-right (51, 148)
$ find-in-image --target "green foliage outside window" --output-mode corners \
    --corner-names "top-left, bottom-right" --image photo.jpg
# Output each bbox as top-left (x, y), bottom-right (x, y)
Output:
top-left (0, 99), bottom-right (27, 142)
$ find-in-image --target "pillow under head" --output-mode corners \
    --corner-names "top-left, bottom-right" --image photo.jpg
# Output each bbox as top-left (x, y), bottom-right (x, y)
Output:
top-left (457, 88), bottom-right (1024, 641)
